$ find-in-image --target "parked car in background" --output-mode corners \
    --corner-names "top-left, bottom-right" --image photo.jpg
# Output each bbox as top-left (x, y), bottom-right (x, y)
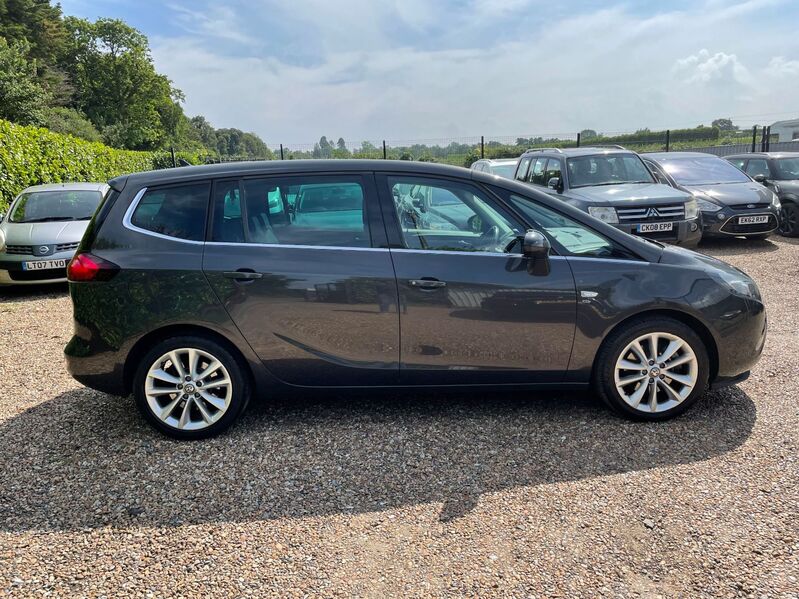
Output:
top-left (513, 147), bottom-right (701, 246)
top-left (724, 152), bottom-right (799, 237)
top-left (0, 183), bottom-right (108, 285)
top-left (470, 158), bottom-right (519, 179)
top-left (642, 152), bottom-right (781, 241)
top-left (65, 160), bottom-right (766, 439)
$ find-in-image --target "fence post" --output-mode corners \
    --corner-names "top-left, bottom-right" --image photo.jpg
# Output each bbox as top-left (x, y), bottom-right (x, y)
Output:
top-left (576, 132), bottom-right (581, 147)
top-left (279, 144), bottom-right (284, 160)
top-left (480, 136), bottom-right (485, 159)
top-left (170, 146), bottom-right (176, 168)
top-left (760, 125), bottom-right (767, 152)
top-left (665, 130), bottom-right (670, 152)
top-left (383, 140), bottom-right (387, 160)
top-left (751, 125), bottom-right (757, 153)
top-left (765, 126), bottom-right (771, 151)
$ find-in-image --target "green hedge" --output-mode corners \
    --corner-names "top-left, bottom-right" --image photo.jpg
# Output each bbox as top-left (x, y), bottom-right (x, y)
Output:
top-left (0, 119), bottom-right (208, 211)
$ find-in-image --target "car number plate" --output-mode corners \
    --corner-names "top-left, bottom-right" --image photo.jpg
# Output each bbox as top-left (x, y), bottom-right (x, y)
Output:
top-left (637, 222), bottom-right (673, 233)
top-left (22, 259), bottom-right (68, 271)
top-left (738, 215), bottom-right (769, 225)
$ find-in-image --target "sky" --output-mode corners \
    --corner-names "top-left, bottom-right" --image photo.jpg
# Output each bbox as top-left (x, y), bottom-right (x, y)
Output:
top-left (58, 0), bottom-right (799, 146)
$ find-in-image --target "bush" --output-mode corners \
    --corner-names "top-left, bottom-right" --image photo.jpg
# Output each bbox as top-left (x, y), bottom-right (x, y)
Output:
top-left (0, 119), bottom-right (209, 211)
top-left (43, 107), bottom-right (102, 142)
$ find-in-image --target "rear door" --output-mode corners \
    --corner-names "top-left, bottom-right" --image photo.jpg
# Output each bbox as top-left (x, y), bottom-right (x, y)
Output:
top-left (376, 173), bottom-right (577, 385)
top-left (202, 173), bottom-right (400, 386)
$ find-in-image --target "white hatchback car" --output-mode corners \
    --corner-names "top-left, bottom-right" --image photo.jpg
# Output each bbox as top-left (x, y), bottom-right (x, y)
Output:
top-left (0, 182), bottom-right (108, 285)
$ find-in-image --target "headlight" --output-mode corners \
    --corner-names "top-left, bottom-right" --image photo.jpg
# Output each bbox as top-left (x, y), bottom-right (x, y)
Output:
top-left (587, 206), bottom-right (618, 224)
top-left (693, 196), bottom-right (722, 213)
top-left (713, 269), bottom-right (761, 300)
top-left (0, 229), bottom-right (5, 253)
top-left (771, 192), bottom-right (781, 211)
top-left (684, 199), bottom-right (699, 219)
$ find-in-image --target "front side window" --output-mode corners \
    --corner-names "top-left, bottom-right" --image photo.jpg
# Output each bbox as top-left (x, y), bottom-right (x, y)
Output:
top-left (9, 190), bottom-right (103, 223)
top-left (567, 154), bottom-right (654, 188)
top-left (658, 156), bottom-right (750, 185)
top-left (211, 177), bottom-right (369, 247)
top-left (544, 159), bottom-right (562, 185)
top-left (775, 158), bottom-right (799, 180)
top-left (389, 177), bottom-right (523, 253)
top-left (726, 158), bottom-right (746, 170)
top-left (510, 197), bottom-right (615, 256)
top-left (130, 182), bottom-right (210, 241)
top-left (744, 159), bottom-right (770, 178)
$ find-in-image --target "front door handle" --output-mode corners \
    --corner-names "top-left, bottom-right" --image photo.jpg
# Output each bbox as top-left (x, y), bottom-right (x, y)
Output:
top-left (223, 270), bottom-right (263, 282)
top-left (409, 278), bottom-right (446, 290)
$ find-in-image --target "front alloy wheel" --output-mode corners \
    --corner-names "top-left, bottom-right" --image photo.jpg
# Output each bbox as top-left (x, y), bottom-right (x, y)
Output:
top-left (780, 202), bottom-right (798, 237)
top-left (595, 318), bottom-right (709, 420)
top-left (134, 336), bottom-right (249, 439)
top-left (613, 332), bottom-right (698, 414)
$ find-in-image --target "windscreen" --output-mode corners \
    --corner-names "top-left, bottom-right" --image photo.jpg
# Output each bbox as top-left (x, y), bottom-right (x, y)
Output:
top-left (10, 190), bottom-right (103, 223)
top-left (658, 156), bottom-right (750, 185)
top-left (566, 154), bottom-right (654, 187)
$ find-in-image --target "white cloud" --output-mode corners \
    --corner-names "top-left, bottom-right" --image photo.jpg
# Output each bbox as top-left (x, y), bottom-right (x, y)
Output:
top-left (149, 0), bottom-right (799, 143)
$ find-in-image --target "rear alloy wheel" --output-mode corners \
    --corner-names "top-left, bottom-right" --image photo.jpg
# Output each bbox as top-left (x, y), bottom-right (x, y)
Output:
top-left (595, 318), bottom-right (709, 420)
top-left (134, 336), bottom-right (249, 439)
top-left (779, 202), bottom-right (798, 237)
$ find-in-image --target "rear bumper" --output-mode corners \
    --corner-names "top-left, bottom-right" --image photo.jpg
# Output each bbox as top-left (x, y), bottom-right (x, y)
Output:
top-left (611, 218), bottom-right (702, 246)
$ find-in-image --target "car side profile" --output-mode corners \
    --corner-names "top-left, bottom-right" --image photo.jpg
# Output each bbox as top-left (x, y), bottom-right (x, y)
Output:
top-left (724, 152), bottom-right (799, 237)
top-left (65, 160), bottom-right (766, 439)
top-left (512, 147), bottom-right (701, 247)
top-left (642, 152), bottom-right (781, 240)
top-left (470, 158), bottom-right (519, 179)
top-left (0, 183), bottom-right (108, 285)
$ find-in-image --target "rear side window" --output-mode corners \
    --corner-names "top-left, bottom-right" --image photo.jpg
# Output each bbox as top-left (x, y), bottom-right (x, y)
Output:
top-left (515, 156), bottom-right (532, 181)
top-left (211, 177), bottom-right (370, 247)
top-left (130, 183), bottom-right (210, 241)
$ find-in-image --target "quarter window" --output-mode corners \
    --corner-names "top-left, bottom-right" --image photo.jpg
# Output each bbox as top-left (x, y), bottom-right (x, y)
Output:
top-left (130, 182), bottom-right (210, 241)
top-left (515, 156), bottom-right (532, 181)
top-left (211, 177), bottom-right (370, 247)
top-left (388, 177), bottom-right (523, 253)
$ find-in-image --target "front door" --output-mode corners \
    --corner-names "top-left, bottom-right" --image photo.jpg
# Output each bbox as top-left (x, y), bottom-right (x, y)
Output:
top-left (202, 173), bottom-right (400, 386)
top-left (376, 174), bottom-right (577, 385)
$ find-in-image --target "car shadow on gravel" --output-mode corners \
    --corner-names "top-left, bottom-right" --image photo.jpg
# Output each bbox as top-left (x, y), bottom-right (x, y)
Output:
top-left (0, 386), bottom-right (755, 532)
top-left (697, 237), bottom-right (780, 256)
top-left (0, 282), bottom-right (68, 302)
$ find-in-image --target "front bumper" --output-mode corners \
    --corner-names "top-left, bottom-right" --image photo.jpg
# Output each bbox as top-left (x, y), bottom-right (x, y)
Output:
top-left (715, 297), bottom-right (767, 380)
top-left (612, 218), bottom-right (702, 246)
top-left (701, 209), bottom-right (779, 237)
top-left (0, 251), bottom-right (75, 285)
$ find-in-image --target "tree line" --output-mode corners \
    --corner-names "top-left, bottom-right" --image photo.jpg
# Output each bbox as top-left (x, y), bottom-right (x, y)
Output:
top-left (0, 0), bottom-right (271, 159)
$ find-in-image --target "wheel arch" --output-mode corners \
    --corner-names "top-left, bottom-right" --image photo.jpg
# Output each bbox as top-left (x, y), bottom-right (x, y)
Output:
top-left (123, 323), bottom-right (256, 394)
top-left (593, 308), bottom-right (719, 384)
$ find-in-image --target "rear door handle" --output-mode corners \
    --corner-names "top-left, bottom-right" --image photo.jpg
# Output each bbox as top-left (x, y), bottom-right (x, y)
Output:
top-left (408, 278), bottom-right (446, 289)
top-left (223, 270), bottom-right (263, 281)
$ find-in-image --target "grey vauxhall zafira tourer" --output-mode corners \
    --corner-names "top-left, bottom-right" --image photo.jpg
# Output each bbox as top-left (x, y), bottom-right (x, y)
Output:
top-left (64, 160), bottom-right (767, 439)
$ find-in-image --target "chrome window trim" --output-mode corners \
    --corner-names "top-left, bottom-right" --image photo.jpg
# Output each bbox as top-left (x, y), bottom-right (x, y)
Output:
top-left (122, 186), bottom-right (205, 246)
top-left (390, 248), bottom-right (524, 258)
top-left (205, 241), bottom-right (388, 252)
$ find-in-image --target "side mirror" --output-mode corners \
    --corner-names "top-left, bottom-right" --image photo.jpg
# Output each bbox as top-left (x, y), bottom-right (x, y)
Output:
top-left (0, 212), bottom-right (5, 221)
top-left (753, 174), bottom-right (767, 183)
top-left (522, 229), bottom-right (550, 258)
top-left (547, 177), bottom-right (561, 191)
top-left (411, 198), bottom-right (426, 212)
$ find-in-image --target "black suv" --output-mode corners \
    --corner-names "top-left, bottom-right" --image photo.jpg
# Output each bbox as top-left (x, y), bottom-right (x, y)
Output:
top-left (513, 147), bottom-right (701, 246)
top-left (65, 160), bottom-right (766, 438)
top-left (724, 152), bottom-right (799, 237)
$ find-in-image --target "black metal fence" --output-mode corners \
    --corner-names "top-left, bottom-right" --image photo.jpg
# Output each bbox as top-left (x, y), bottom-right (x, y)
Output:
top-left (187, 124), bottom-right (787, 168)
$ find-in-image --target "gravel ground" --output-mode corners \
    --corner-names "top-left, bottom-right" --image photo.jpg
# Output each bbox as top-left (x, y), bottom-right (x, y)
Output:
top-left (1, 237), bottom-right (797, 598)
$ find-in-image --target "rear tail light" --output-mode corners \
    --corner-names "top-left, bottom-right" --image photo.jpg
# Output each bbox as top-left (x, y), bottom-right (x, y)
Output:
top-left (67, 253), bottom-right (119, 282)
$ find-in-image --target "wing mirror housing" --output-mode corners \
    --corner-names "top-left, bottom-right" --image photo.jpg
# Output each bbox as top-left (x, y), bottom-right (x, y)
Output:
top-left (547, 177), bottom-right (561, 191)
top-left (522, 229), bottom-right (550, 258)
top-left (753, 174), bottom-right (767, 183)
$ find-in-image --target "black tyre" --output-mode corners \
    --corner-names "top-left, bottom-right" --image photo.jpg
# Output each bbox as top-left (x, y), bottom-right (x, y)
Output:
top-left (779, 202), bottom-right (799, 237)
top-left (594, 317), bottom-right (710, 421)
top-left (133, 335), bottom-right (250, 439)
